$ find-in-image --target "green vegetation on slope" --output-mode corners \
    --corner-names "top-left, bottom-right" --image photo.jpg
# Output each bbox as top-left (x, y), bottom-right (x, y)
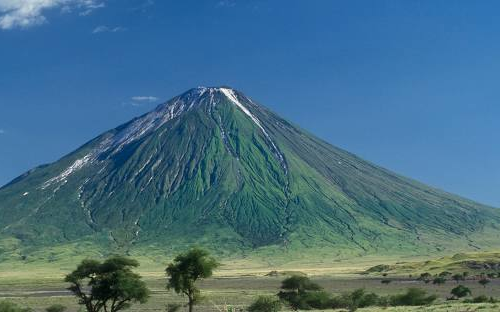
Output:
top-left (0, 87), bottom-right (499, 265)
top-left (366, 251), bottom-right (500, 276)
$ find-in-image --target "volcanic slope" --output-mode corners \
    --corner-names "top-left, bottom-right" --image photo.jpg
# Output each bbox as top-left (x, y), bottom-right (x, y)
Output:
top-left (1, 87), bottom-right (499, 262)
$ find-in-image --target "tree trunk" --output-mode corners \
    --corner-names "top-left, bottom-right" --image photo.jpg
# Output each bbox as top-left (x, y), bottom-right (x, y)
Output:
top-left (188, 299), bottom-right (194, 312)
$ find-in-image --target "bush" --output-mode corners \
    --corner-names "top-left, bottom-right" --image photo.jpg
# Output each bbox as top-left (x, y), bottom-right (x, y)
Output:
top-left (464, 295), bottom-right (497, 303)
top-left (439, 271), bottom-right (452, 277)
top-left (390, 288), bottom-right (437, 306)
top-left (479, 278), bottom-right (491, 288)
top-left (45, 305), bottom-right (66, 312)
top-left (247, 296), bottom-right (281, 312)
top-left (433, 277), bottom-right (446, 285)
top-left (280, 275), bottom-right (322, 294)
top-left (278, 290), bottom-right (334, 310)
top-left (301, 291), bottom-right (335, 309)
top-left (278, 275), bottom-right (327, 310)
top-left (166, 303), bottom-right (182, 312)
top-left (452, 274), bottom-right (464, 283)
top-left (0, 301), bottom-right (32, 312)
top-left (450, 285), bottom-right (471, 299)
top-left (335, 289), bottom-right (381, 311)
top-left (418, 273), bottom-right (432, 283)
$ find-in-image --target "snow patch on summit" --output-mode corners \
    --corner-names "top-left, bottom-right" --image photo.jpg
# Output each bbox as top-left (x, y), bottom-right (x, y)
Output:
top-left (41, 87), bottom-right (288, 189)
top-left (220, 88), bottom-right (287, 174)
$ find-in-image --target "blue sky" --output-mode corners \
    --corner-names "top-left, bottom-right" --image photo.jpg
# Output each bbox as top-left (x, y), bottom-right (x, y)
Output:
top-left (0, 0), bottom-right (499, 207)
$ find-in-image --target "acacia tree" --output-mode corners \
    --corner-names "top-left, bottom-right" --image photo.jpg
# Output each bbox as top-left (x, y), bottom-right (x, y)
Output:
top-left (166, 248), bottom-right (219, 312)
top-left (433, 277), bottom-right (446, 286)
top-left (451, 285), bottom-right (471, 299)
top-left (65, 256), bottom-right (150, 312)
top-left (277, 275), bottom-right (323, 311)
top-left (479, 278), bottom-right (490, 288)
top-left (452, 274), bottom-right (464, 283)
top-left (418, 273), bottom-right (432, 284)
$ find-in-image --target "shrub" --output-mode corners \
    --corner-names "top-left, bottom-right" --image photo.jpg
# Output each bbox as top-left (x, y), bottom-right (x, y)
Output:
top-left (464, 295), bottom-right (497, 303)
top-left (390, 288), bottom-right (437, 306)
top-left (45, 305), bottom-right (66, 312)
top-left (450, 285), bottom-right (471, 299)
top-left (433, 277), bottom-right (446, 285)
top-left (247, 296), bottom-right (281, 312)
top-left (166, 303), bottom-right (182, 312)
top-left (279, 290), bottom-right (334, 310)
top-left (381, 279), bottom-right (391, 285)
top-left (0, 301), bottom-right (32, 312)
top-left (479, 278), bottom-right (491, 288)
top-left (418, 273), bottom-right (432, 283)
top-left (304, 291), bottom-right (336, 309)
top-left (278, 275), bottom-right (326, 310)
top-left (439, 271), bottom-right (452, 277)
top-left (336, 289), bottom-right (380, 311)
top-left (280, 275), bottom-right (322, 294)
top-left (452, 274), bottom-right (464, 283)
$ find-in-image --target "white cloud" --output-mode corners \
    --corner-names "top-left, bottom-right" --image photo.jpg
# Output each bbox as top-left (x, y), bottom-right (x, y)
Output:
top-left (132, 96), bottom-right (158, 102)
top-left (128, 96), bottom-right (159, 107)
top-left (0, 0), bottom-right (106, 30)
top-left (92, 25), bottom-right (125, 33)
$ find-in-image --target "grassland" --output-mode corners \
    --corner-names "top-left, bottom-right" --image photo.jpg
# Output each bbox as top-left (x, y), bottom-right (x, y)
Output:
top-left (2, 251), bottom-right (500, 312)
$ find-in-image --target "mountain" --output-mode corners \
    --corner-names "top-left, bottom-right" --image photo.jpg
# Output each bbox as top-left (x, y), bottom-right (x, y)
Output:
top-left (1, 87), bottom-right (499, 263)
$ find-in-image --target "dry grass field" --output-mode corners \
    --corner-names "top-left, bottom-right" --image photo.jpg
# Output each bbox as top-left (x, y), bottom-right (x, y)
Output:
top-left (1, 253), bottom-right (500, 312)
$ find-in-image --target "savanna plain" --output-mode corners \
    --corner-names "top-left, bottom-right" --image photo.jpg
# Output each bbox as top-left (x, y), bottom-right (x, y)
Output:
top-left (2, 251), bottom-right (500, 312)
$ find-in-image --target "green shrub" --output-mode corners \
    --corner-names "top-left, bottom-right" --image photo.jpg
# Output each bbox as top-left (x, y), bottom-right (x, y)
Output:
top-left (479, 278), bottom-right (491, 288)
top-left (45, 305), bottom-right (66, 312)
top-left (247, 296), bottom-right (281, 312)
top-left (0, 301), bottom-right (32, 312)
top-left (439, 271), bottom-right (452, 277)
top-left (418, 273), bottom-right (432, 283)
top-left (377, 296), bottom-right (390, 307)
top-left (451, 285), bottom-right (471, 299)
top-left (301, 291), bottom-right (334, 309)
top-left (280, 275), bottom-right (322, 294)
top-left (335, 289), bottom-right (380, 311)
top-left (390, 288), bottom-right (437, 306)
top-left (278, 290), bottom-right (334, 310)
top-left (464, 295), bottom-right (497, 303)
top-left (278, 275), bottom-right (326, 310)
top-left (433, 277), bottom-right (446, 285)
top-left (166, 303), bottom-right (182, 312)
top-left (452, 274), bottom-right (464, 283)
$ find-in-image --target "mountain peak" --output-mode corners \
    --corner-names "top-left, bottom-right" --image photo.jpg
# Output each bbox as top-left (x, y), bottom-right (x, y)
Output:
top-left (2, 87), bottom-right (500, 262)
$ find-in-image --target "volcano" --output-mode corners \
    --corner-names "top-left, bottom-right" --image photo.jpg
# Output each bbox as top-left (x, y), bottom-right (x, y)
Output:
top-left (1, 87), bottom-right (499, 262)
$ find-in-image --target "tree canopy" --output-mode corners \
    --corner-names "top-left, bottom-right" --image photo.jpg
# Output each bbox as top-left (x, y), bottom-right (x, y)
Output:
top-left (65, 256), bottom-right (149, 312)
top-left (451, 285), bottom-right (471, 299)
top-left (166, 248), bottom-right (219, 312)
